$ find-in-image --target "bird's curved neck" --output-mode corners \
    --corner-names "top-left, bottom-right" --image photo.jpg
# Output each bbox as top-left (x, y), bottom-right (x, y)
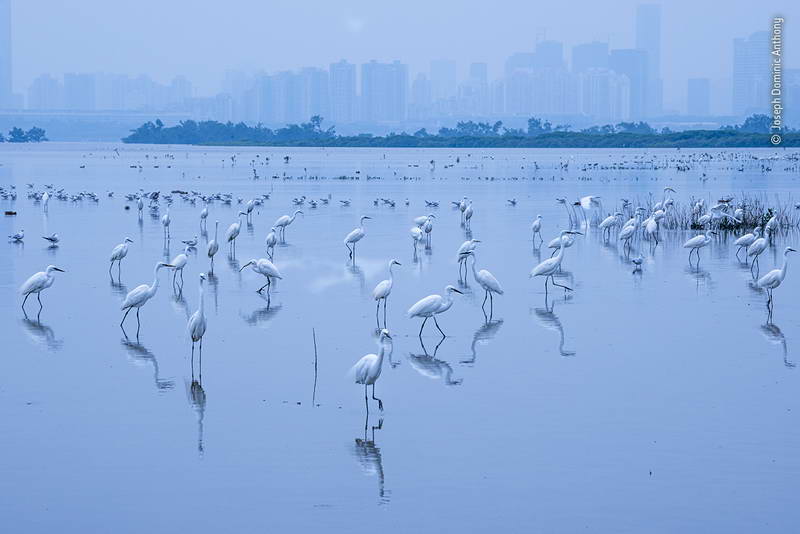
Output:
top-left (199, 282), bottom-right (205, 313)
top-left (388, 263), bottom-right (395, 280)
top-left (151, 265), bottom-right (161, 293)
top-left (214, 224), bottom-right (218, 239)
top-left (781, 254), bottom-right (791, 280)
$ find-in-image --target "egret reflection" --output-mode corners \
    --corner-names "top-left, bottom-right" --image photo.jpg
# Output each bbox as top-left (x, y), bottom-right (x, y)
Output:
top-left (121, 338), bottom-right (175, 391)
top-left (352, 415), bottom-right (390, 505)
top-left (533, 296), bottom-right (576, 357)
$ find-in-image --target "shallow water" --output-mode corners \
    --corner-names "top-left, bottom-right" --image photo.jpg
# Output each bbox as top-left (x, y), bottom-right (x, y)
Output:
top-left (2, 143), bottom-right (800, 532)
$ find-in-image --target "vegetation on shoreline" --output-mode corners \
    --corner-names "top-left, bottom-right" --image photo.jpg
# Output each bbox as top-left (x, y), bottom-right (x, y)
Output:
top-left (122, 114), bottom-right (798, 148)
top-left (0, 127), bottom-right (48, 143)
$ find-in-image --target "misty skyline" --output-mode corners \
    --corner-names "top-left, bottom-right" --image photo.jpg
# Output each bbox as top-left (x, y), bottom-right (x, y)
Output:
top-left (8, 0), bottom-right (799, 113)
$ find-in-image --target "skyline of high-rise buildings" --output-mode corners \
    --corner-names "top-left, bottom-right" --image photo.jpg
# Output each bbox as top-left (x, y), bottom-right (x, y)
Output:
top-left (0, 2), bottom-right (796, 129)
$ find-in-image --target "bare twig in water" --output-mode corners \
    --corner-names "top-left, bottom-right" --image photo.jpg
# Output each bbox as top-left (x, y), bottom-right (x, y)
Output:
top-left (312, 328), bottom-right (318, 407)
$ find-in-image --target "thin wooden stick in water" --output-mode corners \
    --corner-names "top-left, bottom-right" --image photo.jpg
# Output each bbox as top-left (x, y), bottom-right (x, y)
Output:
top-left (312, 328), bottom-right (318, 406)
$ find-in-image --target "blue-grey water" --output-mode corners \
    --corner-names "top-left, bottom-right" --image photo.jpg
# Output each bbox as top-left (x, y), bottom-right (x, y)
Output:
top-left (2, 143), bottom-right (800, 532)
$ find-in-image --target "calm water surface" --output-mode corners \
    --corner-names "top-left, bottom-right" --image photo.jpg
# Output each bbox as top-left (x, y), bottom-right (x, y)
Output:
top-left (1, 143), bottom-right (800, 532)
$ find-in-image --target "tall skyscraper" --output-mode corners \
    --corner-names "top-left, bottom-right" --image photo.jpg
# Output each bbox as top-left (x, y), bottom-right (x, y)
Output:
top-left (535, 40), bottom-right (565, 70)
top-left (610, 49), bottom-right (648, 119)
top-left (430, 59), bottom-right (457, 101)
top-left (578, 68), bottom-right (630, 121)
top-left (572, 42), bottom-right (609, 74)
top-left (0, 0), bottom-right (11, 108)
top-left (635, 4), bottom-right (662, 117)
top-left (361, 60), bottom-right (408, 122)
top-left (732, 31), bottom-right (770, 116)
top-left (329, 60), bottom-right (357, 123)
top-left (687, 78), bottom-right (711, 116)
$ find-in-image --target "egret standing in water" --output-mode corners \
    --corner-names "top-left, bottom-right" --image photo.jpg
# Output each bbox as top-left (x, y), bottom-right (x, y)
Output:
top-left (20, 265), bottom-right (65, 313)
top-left (161, 208), bottom-right (171, 239)
top-left (748, 232), bottom-right (768, 275)
top-left (461, 250), bottom-right (503, 316)
top-left (408, 285), bottom-right (463, 338)
top-left (463, 201), bottom-right (474, 230)
top-left (109, 237), bottom-right (134, 277)
top-left (683, 232), bottom-right (716, 265)
top-left (240, 258), bottom-right (282, 295)
top-left (734, 226), bottom-right (760, 261)
top-left (225, 212), bottom-right (247, 254)
top-left (265, 226), bottom-right (278, 260)
top-left (350, 329), bottom-right (392, 412)
top-left (120, 261), bottom-right (174, 334)
top-left (531, 215), bottom-right (543, 245)
top-left (199, 206), bottom-right (208, 229)
top-left (456, 239), bottom-right (480, 280)
top-left (530, 230), bottom-right (582, 294)
top-left (207, 221), bottom-right (219, 273)
top-left (372, 259), bottom-right (401, 328)
top-left (187, 273), bottom-right (207, 363)
top-left (274, 210), bottom-right (303, 241)
top-left (170, 246), bottom-right (190, 288)
top-left (757, 247), bottom-right (796, 320)
top-left (345, 215), bottom-right (371, 260)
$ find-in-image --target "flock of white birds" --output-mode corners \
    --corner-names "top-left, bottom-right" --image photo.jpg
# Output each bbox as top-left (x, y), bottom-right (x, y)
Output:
top-left (9, 185), bottom-right (796, 412)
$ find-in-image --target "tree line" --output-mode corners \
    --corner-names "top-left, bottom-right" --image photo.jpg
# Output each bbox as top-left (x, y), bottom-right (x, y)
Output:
top-left (0, 127), bottom-right (48, 143)
top-left (121, 114), bottom-right (797, 148)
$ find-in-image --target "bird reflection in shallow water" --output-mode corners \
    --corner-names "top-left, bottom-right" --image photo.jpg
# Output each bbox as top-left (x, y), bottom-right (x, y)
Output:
top-left (109, 276), bottom-right (128, 297)
top-left (227, 253), bottom-right (240, 272)
top-left (121, 338), bottom-right (175, 391)
top-left (761, 323), bottom-right (794, 368)
top-left (461, 319), bottom-right (503, 366)
top-left (206, 272), bottom-right (220, 314)
top-left (533, 296), bottom-right (575, 357)
top-left (21, 316), bottom-right (63, 351)
top-left (186, 371), bottom-right (207, 456)
top-left (407, 337), bottom-right (463, 385)
top-left (241, 296), bottom-right (282, 327)
top-left (352, 415), bottom-right (390, 505)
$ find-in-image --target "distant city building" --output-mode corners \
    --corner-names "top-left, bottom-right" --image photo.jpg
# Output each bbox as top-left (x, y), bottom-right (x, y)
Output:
top-left (63, 73), bottom-right (96, 111)
top-left (635, 3), bottom-right (662, 117)
top-left (430, 59), bottom-right (457, 102)
top-left (534, 40), bottom-right (565, 70)
top-left (469, 62), bottom-right (488, 85)
top-left (785, 69), bottom-right (800, 126)
top-left (609, 49), bottom-right (647, 119)
top-left (27, 74), bottom-right (62, 110)
top-left (578, 68), bottom-right (630, 121)
top-left (732, 31), bottom-right (770, 116)
top-left (329, 60), bottom-right (357, 123)
top-left (0, 0), bottom-right (13, 108)
top-left (361, 60), bottom-right (408, 122)
top-left (409, 73), bottom-right (432, 119)
top-left (687, 78), bottom-right (711, 116)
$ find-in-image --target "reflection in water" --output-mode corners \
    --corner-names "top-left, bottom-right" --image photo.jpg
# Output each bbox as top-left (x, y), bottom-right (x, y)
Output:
top-left (407, 338), bottom-right (463, 385)
top-left (347, 262), bottom-right (366, 292)
top-left (171, 290), bottom-right (190, 320)
top-left (120, 338), bottom-right (175, 391)
top-left (372, 328), bottom-right (399, 368)
top-left (227, 253), bottom-right (240, 272)
top-left (206, 272), bottom-right (220, 314)
top-left (761, 323), bottom-right (794, 368)
top-left (240, 299), bottom-right (282, 326)
top-left (185, 377), bottom-right (207, 456)
top-left (352, 415), bottom-right (390, 505)
top-left (461, 319), bottom-right (504, 365)
top-left (20, 317), bottom-right (63, 351)
top-left (109, 276), bottom-right (128, 297)
top-left (533, 297), bottom-right (576, 357)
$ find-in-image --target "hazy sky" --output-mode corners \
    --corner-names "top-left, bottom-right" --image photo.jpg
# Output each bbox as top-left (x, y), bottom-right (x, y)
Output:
top-left (11, 0), bottom-right (799, 111)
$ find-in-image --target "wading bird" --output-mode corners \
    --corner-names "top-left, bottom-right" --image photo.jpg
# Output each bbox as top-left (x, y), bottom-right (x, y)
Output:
top-left (170, 246), bottom-right (190, 288)
top-left (350, 329), bottom-right (392, 412)
top-left (161, 208), bottom-right (171, 239)
top-left (456, 239), bottom-right (480, 280)
top-left (683, 232), bottom-right (716, 265)
top-left (20, 265), bottom-right (65, 313)
top-left (109, 237), bottom-right (134, 276)
top-left (187, 273), bottom-right (207, 361)
top-left (372, 259), bottom-right (401, 328)
top-left (42, 233), bottom-right (60, 245)
top-left (531, 230), bottom-right (582, 294)
top-left (225, 211), bottom-right (247, 254)
top-left (265, 226), bottom-right (278, 260)
top-left (461, 250), bottom-right (503, 316)
top-left (408, 285), bottom-right (463, 338)
top-left (240, 258), bottom-right (282, 295)
top-left (274, 210), bottom-right (303, 241)
top-left (120, 261), bottom-right (174, 334)
top-left (345, 215), bottom-right (371, 259)
top-left (757, 246), bottom-right (796, 320)
top-left (207, 222), bottom-right (219, 273)
top-left (734, 226), bottom-right (760, 261)
top-left (531, 215), bottom-right (543, 245)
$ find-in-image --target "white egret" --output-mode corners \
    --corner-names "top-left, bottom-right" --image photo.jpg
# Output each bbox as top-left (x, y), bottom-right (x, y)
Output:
top-left (20, 265), bottom-right (65, 312)
top-left (410, 226), bottom-right (424, 253)
top-left (207, 221), bottom-right (219, 273)
top-left (170, 246), bottom-right (190, 287)
top-left (747, 232), bottom-right (768, 275)
top-left (9, 229), bottom-right (24, 242)
top-left (547, 232), bottom-right (576, 257)
top-left (683, 232), bottom-right (716, 265)
top-left (265, 226), bottom-right (278, 260)
top-left (161, 208), bottom-right (171, 239)
top-left (240, 258), bottom-right (282, 294)
top-left (423, 215), bottom-right (434, 246)
top-left (457, 239), bottom-right (480, 279)
top-left (42, 191), bottom-right (50, 211)
top-left (350, 329), bottom-right (392, 412)
top-left (225, 211), bottom-right (247, 253)
top-left (459, 197), bottom-right (468, 222)
top-left (531, 215), bottom-right (543, 245)
top-left (734, 226), bottom-right (760, 260)
top-left (461, 250), bottom-right (503, 315)
top-left (199, 206), bottom-right (208, 228)
top-left (413, 214), bottom-right (435, 227)
top-left (120, 261), bottom-right (174, 332)
top-left (274, 210), bottom-right (303, 241)
top-left (408, 285), bottom-right (463, 337)
top-left (182, 236), bottom-right (198, 248)
top-left (757, 247), bottom-right (796, 318)
top-left (599, 212), bottom-right (622, 241)
top-left (464, 201), bottom-right (474, 229)
top-left (345, 215), bottom-right (371, 259)
top-left (187, 273), bottom-right (207, 361)
top-left (245, 199), bottom-right (256, 221)
top-left (531, 230), bottom-right (582, 293)
top-left (373, 259), bottom-right (401, 328)
top-left (137, 197), bottom-right (144, 213)
top-left (109, 237), bottom-right (134, 276)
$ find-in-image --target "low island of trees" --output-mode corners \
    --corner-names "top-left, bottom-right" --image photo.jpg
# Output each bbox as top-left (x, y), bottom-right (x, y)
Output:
top-left (122, 115), bottom-right (797, 148)
top-left (0, 127), bottom-right (48, 143)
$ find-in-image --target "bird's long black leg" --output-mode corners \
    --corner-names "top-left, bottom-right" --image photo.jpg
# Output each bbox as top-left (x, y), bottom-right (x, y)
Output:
top-left (376, 300), bottom-right (381, 328)
top-left (120, 307), bottom-right (131, 327)
top-left (364, 384), bottom-right (369, 414)
top-left (433, 315), bottom-right (446, 337)
top-left (136, 308), bottom-right (141, 336)
top-left (21, 293), bottom-right (29, 311)
top-left (383, 297), bottom-right (387, 328)
top-left (482, 290), bottom-right (488, 311)
top-left (257, 282), bottom-right (269, 293)
top-left (372, 384), bottom-right (383, 411)
top-left (551, 277), bottom-right (572, 291)
top-left (419, 316), bottom-right (428, 338)
top-left (37, 293), bottom-right (43, 309)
